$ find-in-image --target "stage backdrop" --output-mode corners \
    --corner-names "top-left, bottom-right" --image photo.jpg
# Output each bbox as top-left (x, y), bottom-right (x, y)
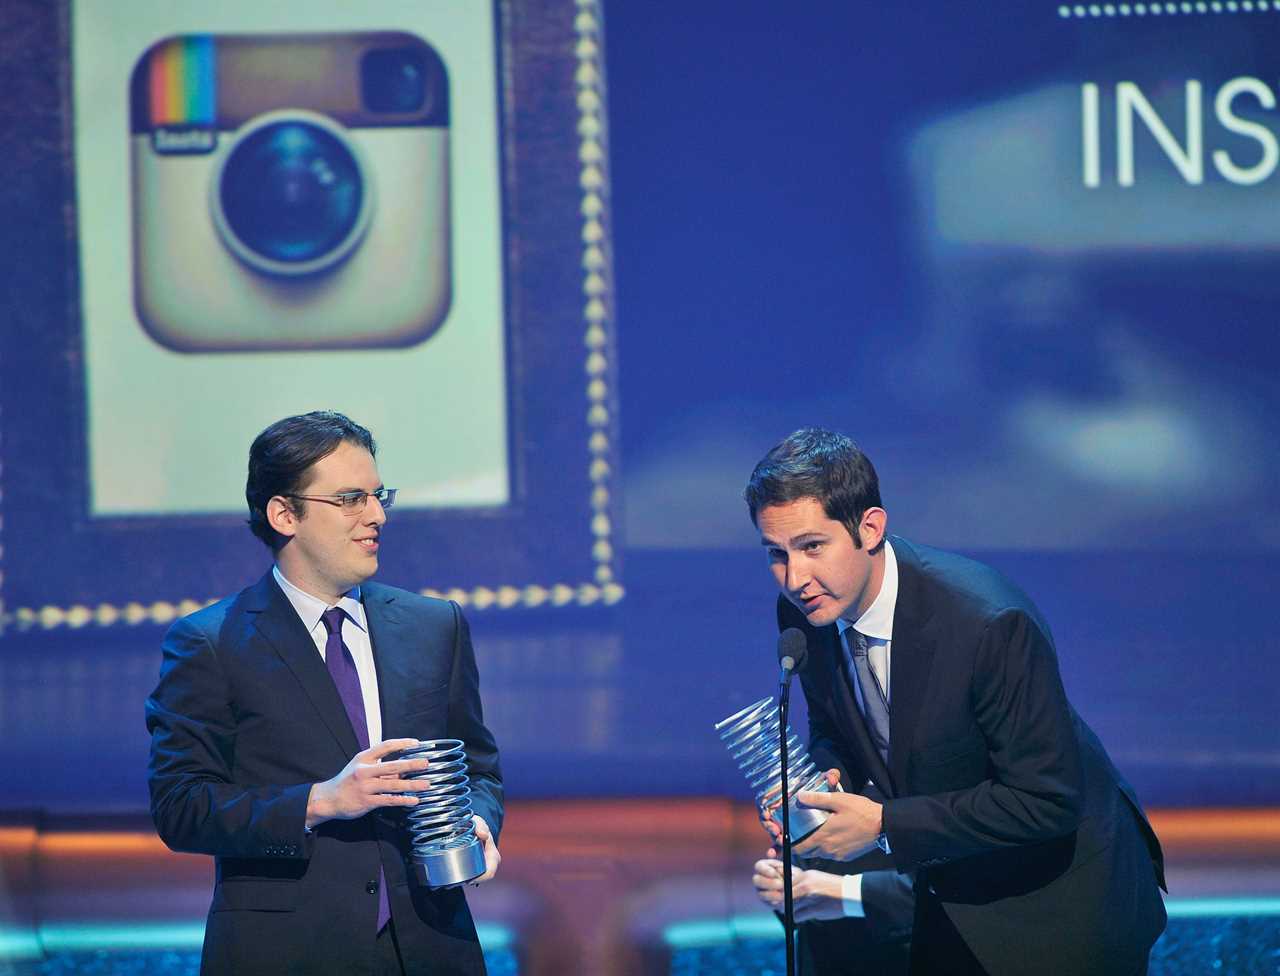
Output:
top-left (0, 0), bottom-right (1276, 812)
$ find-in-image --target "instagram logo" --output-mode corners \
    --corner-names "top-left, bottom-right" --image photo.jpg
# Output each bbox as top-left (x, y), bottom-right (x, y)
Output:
top-left (129, 32), bottom-right (452, 352)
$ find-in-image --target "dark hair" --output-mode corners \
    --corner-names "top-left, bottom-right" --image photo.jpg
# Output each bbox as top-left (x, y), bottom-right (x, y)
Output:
top-left (245, 411), bottom-right (376, 550)
top-left (744, 427), bottom-right (882, 548)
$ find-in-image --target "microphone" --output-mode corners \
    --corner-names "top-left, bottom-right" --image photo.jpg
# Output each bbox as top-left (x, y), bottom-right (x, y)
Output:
top-left (778, 628), bottom-right (807, 687)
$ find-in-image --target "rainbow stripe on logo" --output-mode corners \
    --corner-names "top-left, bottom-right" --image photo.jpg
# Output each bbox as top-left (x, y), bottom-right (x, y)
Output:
top-left (147, 35), bottom-right (216, 127)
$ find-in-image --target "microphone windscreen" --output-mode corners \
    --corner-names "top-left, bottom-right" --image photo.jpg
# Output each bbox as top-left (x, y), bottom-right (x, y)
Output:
top-left (778, 627), bottom-right (807, 671)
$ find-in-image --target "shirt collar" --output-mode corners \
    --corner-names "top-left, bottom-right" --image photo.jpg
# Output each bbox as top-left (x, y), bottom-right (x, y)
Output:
top-left (272, 564), bottom-right (367, 633)
top-left (836, 538), bottom-right (898, 641)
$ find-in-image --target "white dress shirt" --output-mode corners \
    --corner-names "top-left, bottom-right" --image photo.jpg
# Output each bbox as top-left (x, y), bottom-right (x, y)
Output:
top-left (273, 565), bottom-right (383, 748)
top-left (830, 539), bottom-right (899, 917)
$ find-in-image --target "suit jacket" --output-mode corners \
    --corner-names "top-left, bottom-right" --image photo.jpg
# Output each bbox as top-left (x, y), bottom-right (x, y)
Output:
top-left (146, 571), bottom-right (503, 976)
top-left (782, 537), bottom-right (1166, 976)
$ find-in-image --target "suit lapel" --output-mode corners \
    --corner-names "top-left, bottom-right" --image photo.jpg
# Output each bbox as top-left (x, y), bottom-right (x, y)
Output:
top-left (886, 537), bottom-right (938, 792)
top-left (362, 582), bottom-right (409, 733)
top-left (246, 571), bottom-right (362, 759)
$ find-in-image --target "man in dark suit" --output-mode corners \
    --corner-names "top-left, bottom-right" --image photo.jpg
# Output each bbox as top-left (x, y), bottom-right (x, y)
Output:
top-left (147, 411), bottom-right (502, 976)
top-left (743, 428), bottom-right (1166, 975)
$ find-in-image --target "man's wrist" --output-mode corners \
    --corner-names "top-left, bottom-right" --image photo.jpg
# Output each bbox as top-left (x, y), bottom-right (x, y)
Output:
top-left (873, 802), bottom-right (891, 854)
top-left (304, 782), bottom-right (330, 828)
top-left (815, 870), bottom-right (843, 902)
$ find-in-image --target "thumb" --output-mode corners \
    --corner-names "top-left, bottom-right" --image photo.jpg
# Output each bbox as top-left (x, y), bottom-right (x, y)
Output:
top-left (796, 789), bottom-right (840, 811)
top-left (472, 815), bottom-right (491, 841)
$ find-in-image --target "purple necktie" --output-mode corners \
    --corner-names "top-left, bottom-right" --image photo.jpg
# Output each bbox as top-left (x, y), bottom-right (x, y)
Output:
top-left (321, 607), bottom-right (391, 931)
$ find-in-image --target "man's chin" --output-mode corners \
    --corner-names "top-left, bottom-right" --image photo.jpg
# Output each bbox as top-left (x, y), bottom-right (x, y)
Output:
top-left (346, 557), bottom-right (378, 586)
top-left (793, 597), bottom-right (839, 627)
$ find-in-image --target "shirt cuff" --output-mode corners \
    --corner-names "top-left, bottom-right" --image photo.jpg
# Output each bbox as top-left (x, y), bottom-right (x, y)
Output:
top-left (840, 872), bottom-right (866, 918)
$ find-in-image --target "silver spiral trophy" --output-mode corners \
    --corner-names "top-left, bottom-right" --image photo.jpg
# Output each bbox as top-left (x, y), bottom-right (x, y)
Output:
top-left (715, 697), bottom-right (832, 840)
top-left (399, 739), bottom-right (487, 888)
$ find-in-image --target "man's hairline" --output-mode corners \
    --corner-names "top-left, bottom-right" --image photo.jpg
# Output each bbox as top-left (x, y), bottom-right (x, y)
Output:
top-left (285, 436), bottom-right (377, 497)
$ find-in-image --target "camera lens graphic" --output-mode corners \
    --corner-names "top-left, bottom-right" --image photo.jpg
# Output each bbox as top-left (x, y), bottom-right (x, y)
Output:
top-left (211, 110), bottom-right (375, 277)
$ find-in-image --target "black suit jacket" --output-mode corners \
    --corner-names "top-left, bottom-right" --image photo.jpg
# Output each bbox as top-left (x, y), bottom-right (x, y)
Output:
top-left (782, 537), bottom-right (1166, 976)
top-left (146, 571), bottom-right (503, 976)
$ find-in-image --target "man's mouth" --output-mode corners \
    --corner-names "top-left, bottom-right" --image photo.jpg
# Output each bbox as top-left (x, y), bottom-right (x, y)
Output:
top-left (355, 537), bottom-right (379, 552)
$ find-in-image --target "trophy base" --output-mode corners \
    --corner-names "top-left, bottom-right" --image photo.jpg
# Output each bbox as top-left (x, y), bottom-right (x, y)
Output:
top-left (412, 839), bottom-right (487, 889)
top-left (769, 780), bottom-right (833, 842)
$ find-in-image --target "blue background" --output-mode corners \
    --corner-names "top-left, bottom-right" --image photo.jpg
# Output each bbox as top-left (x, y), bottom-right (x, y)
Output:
top-left (2, 0), bottom-right (1278, 814)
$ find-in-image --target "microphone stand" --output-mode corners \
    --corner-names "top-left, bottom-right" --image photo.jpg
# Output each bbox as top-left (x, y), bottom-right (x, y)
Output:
top-left (778, 674), bottom-right (797, 976)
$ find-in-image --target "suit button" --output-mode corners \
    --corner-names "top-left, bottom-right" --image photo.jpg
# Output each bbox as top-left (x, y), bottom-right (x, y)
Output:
top-left (366, 880), bottom-right (379, 894)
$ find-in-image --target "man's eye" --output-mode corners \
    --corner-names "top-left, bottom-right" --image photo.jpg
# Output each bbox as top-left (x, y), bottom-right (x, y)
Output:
top-left (338, 492), bottom-right (367, 508)
top-left (803, 542), bottom-right (823, 553)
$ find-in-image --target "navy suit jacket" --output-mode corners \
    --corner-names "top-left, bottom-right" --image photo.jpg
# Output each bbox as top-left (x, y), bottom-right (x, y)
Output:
top-left (782, 537), bottom-right (1166, 975)
top-left (146, 571), bottom-right (503, 976)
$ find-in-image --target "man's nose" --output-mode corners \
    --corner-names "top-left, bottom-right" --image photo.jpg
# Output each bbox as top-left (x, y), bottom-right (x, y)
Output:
top-left (785, 557), bottom-right (809, 593)
top-left (366, 495), bottom-right (388, 525)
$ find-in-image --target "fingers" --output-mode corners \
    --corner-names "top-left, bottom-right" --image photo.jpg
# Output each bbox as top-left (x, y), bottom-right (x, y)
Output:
top-left (760, 813), bottom-right (782, 843)
top-left (373, 779), bottom-right (424, 796)
top-left (363, 757), bottom-right (430, 778)
top-left (824, 769), bottom-right (841, 789)
top-left (472, 816), bottom-right (500, 883)
top-left (363, 738), bottom-right (421, 761)
top-left (370, 792), bottom-right (419, 808)
top-left (476, 848), bottom-right (500, 883)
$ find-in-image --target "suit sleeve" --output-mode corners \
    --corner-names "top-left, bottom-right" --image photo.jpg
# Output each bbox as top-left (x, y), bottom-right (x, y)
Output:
top-left (882, 607), bottom-right (1084, 867)
top-left (860, 869), bottom-right (916, 943)
top-left (445, 602), bottom-right (504, 842)
top-left (146, 615), bottom-right (313, 859)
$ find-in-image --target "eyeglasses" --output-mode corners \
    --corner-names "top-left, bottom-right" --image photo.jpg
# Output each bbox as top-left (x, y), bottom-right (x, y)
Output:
top-left (285, 487), bottom-right (398, 514)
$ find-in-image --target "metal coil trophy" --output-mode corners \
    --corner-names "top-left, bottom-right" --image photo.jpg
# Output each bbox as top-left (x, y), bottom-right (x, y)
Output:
top-left (398, 739), bottom-right (487, 888)
top-left (715, 697), bottom-right (832, 840)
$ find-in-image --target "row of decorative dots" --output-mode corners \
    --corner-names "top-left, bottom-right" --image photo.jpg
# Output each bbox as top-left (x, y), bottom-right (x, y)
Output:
top-left (575, 0), bottom-right (618, 589)
top-left (9, 599), bottom-right (217, 631)
top-left (7, 574), bottom-right (631, 631)
top-left (421, 581), bottom-right (623, 610)
top-left (1061, 1), bottom-right (1278, 15)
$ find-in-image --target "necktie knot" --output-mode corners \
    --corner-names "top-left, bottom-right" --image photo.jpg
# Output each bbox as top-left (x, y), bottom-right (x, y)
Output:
top-left (321, 606), bottom-right (346, 636)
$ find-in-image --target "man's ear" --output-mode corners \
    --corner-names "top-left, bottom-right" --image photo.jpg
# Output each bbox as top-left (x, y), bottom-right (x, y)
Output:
top-left (266, 496), bottom-right (301, 541)
top-left (858, 507), bottom-right (887, 550)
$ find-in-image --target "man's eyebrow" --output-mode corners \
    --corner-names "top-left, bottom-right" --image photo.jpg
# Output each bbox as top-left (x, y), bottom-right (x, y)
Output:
top-left (760, 531), bottom-right (828, 547)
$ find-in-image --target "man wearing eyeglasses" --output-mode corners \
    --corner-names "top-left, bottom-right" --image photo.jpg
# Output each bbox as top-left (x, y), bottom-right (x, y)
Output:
top-left (146, 411), bottom-right (502, 976)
